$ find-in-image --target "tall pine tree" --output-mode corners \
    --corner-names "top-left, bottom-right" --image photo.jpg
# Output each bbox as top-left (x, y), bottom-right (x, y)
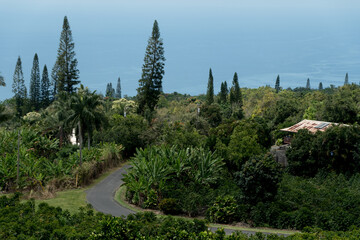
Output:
top-left (137, 20), bottom-right (165, 114)
top-left (29, 53), bottom-right (41, 110)
top-left (219, 81), bottom-right (228, 104)
top-left (12, 56), bottom-right (27, 116)
top-left (344, 73), bottom-right (349, 85)
top-left (306, 78), bottom-right (311, 89)
top-left (52, 16), bottom-right (80, 95)
top-left (106, 83), bottom-right (115, 98)
top-left (319, 82), bottom-right (323, 90)
top-left (41, 65), bottom-right (51, 108)
top-left (230, 72), bottom-right (242, 106)
top-left (275, 75), bottom-right (280, 93)
top-left (206, 68), bottom-right (214, 105)
top-left (116, 77), bottom-right (121, 98)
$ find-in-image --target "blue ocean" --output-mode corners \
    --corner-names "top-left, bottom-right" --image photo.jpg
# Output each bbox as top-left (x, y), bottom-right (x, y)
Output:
top-left (1, 0), bottom-right (359, 100)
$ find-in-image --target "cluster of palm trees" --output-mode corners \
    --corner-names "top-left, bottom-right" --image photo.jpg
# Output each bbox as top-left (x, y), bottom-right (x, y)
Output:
top-left (47, 85), bottom-right (105, 165)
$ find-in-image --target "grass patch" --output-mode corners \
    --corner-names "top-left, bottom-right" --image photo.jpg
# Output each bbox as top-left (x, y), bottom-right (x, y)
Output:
top-left (35, 189), bottom-right (87, 214)
top-left (208, 223), bottom-right (298, 235)
top-left (115, 185), bottom-right (299, 235)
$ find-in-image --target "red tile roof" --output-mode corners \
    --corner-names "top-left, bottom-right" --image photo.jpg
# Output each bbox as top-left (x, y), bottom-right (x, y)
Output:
top-left (280, 119), bottom-right (337, 134)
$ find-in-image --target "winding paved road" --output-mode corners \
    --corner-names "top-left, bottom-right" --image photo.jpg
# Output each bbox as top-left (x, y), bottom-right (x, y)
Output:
top-left (86, 165), bottom-right (134, 217)
top-left (86, 165), bottom-right (291, 237)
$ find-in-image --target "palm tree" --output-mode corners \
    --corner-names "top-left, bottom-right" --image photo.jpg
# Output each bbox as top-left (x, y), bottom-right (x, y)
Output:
top-left (46, 92), bottom-right (72, 148)
top-left (68, 85), bottom-right (103, 166)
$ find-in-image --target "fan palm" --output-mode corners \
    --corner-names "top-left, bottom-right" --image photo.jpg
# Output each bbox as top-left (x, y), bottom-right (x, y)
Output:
top-left (67, 85), bottom-right (103, 166)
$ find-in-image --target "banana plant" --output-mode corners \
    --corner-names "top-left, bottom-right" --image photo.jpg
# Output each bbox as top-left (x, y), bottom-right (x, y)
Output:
top-left (193, 149), bottom-right (224, 185)
top-left (0, 154), bottom-right (17, 191)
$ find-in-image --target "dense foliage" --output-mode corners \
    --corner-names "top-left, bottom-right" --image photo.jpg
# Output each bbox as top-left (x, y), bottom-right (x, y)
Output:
top-left (0, 127), bottom-right (123, 191)
top-left (2, 194), bottom-right (360, 239)
top-left (3, 15), bottom-right (360, 237)
top-left (124, 145), bottom-right (226, 215)
top-left (248, 173), bottom-right (360, 231)
top-left (287, 125), bottom-right (360, 176)
top-left (3, 43), bottom-right (360, 235)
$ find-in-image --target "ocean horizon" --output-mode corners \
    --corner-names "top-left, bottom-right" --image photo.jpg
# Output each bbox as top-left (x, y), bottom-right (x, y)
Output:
top-left (1, 0), bottom-right (359, 100)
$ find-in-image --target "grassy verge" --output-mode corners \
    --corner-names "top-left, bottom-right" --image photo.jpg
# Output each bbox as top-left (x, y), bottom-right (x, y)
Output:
top-left (208, 223), bottom-right (297, 235)
top-left (115, 185), bottom-right (140, 213)
top-left (35, 189), bottom-right (88, 213)
top-left (115, 185), bottom-right (298, 235)
top-left (30, 161), bottom-right (128, 214)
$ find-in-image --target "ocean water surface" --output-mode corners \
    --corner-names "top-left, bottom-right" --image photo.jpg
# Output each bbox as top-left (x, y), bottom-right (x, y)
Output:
top-left (0, 0), bottom-right (359, 100)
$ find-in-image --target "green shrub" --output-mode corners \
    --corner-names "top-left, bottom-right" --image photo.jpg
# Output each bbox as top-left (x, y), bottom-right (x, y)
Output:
top-left (93, 114), bottom-right (148, 157)
top-left (235, 153), bottom-right (282, 204)
top-left (206, 195), bottom-right (239, 224)
top-left (123, 145), bottom-right (224, 212)
top-left (144, 189), bottom-right (158, 209)
top-left (159, 198), bottom-right (181, 215)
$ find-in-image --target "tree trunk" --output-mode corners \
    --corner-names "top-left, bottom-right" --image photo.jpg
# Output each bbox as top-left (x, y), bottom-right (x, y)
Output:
top-left (59, 126), bottom-right (63, 148)
top-left (87, 129), bottom-right (91, 150)
top-left (78, 121), bottom-right (83, 166)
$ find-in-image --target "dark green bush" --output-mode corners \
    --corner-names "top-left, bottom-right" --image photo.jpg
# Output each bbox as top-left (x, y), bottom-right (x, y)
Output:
top-left (235, 153), bottom-right (282, 204)
top-left (159, 198), bottom-right (181, 215)
top-left (206, 195), bottom-right (239, 224)
top-left (253, 173), bottom-right (360, 231)
top-left (93, 114), bottom-right (148, 157)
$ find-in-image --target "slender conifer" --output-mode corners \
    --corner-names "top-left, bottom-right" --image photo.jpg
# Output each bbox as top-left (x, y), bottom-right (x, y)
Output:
top-left (41, 65), bottom-right (51, 108)
top-left (12, 56), bottom-right (27, 116)
top-left (137, 20), bottom-right (165, 114)
top-left (206, 68), bottom-right (214, 105)
top-left (29, 53), bottom-right (41, 110)
top-left (319, 82), bottom-right (323, 90)
top-left (116, 77), bottom-right (121, 98)
top-left (344, 73), bottom-right (349, 85)
top-left (275, 75), bottom-right (280, 93)
top-left (52, 16), bottom-right (80, 95)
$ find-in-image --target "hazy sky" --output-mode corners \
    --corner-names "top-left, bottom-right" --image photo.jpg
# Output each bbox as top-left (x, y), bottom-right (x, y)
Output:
top-left (1, 0), bottom-right (360, 100)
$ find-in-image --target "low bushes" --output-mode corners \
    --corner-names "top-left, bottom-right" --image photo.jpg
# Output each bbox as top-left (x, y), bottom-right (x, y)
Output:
top-left (249, 173), bottom-right (360, 231)
top-left (206, 195), bottom-right (239, 224)
top-left (72, 143), bottom-right (124, 186)
top-left (159, 198), bottom-right (181, 215)
top-left (2, 194), bottom-right (360, 239)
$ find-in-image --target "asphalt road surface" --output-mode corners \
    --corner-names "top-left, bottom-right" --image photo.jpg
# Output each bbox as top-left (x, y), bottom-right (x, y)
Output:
top-left (86, 164), bottom-right (134, 217)
top-left (86, 164), bottom-right (290, 237)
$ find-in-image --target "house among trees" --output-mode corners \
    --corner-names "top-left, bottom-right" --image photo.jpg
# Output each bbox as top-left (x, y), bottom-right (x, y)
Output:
top-left (272, 119), bottom-right (338, 166)
top-left (280, 119), bottom-right (337, 144)
top-left (280, 119), bottom-right (336, 134)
